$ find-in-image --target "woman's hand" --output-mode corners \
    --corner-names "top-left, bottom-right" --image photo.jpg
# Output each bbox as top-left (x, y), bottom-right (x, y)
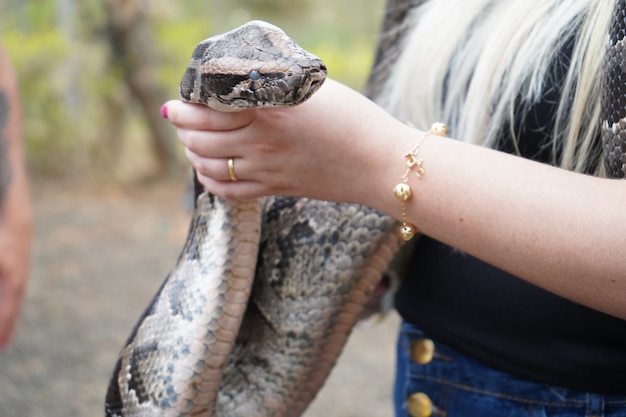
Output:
top-left (163, 79), bottom-right (408, 207)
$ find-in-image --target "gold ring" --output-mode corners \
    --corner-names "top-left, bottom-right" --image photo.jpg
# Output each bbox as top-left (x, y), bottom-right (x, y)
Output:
top-left (227, 157), bottom-right (238, 181)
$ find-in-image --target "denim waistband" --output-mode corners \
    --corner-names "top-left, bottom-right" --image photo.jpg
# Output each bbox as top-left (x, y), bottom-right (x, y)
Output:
top-left (395, 321), bottom-right (626, 417)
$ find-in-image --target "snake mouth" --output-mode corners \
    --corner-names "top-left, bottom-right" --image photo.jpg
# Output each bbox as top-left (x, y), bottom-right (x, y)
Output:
top-left (295, 76), bottom-right (326, 105)
top-left (309, 79), bottom-right (324, 95)
top-left (302, 64), bottom-right (327, 99)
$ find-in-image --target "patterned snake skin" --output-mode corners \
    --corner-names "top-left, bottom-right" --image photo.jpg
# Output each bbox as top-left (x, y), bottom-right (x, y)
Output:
top-left (105, 1), bottom-right (626, 415)
top-left (603, 0), bottom-right (626, 178)
top-left (104, 20), bottom-right (402, 417)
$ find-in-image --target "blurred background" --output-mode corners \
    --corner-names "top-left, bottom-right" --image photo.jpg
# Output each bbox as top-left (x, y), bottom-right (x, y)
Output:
top-left (1, 0), bottom-right (385, 180)
top-left (0, 0), bottom-right (401, 416)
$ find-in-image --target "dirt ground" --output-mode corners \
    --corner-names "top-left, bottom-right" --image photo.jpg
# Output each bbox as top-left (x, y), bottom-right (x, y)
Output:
top-left (0, 178), bottom-right (399, 417)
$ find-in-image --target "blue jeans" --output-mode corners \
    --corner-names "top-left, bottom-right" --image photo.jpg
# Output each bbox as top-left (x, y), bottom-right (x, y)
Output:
top-left (394, 321), bottom-right (626, 417)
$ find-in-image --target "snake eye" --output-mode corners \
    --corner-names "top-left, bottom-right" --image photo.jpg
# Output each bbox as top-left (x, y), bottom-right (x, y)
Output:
top-left (249, 70), bottom-right (262, 81)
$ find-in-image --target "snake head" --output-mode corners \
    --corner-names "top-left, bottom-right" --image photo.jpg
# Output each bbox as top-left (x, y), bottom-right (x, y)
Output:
top-left (179, 20), bottom-right (327, 112)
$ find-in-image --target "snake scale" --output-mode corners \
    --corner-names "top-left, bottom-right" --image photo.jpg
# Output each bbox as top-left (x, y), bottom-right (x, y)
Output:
top-left (106, 0), bottom-right (626, 415)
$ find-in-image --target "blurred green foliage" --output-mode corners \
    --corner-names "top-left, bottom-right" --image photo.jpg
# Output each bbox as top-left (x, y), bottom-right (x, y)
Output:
top-left (0, 0), bottom-right (385, 179)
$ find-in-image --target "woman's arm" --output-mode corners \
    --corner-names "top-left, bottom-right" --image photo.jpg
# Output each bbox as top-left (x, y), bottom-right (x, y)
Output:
top-left (0, 43), bottom-right (32, 349)
top-left (164, 79), bottom-right (626, 320)
top-left (398, 131), bottom-right (626, 319)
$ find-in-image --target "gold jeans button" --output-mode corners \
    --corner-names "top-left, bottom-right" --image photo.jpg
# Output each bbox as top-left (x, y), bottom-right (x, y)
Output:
top-left (410, 338), bottom-right (435, 364)
top-left (407, 392), bottom-right (433, 417)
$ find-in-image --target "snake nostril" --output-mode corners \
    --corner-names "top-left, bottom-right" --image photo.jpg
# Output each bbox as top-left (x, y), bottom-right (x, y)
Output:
top-left (315, 64), bottom-right (327, 73)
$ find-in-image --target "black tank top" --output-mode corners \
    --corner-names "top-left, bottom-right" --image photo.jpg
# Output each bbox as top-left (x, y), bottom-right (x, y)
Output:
top-left (394, 37), bottom-right (626, 394)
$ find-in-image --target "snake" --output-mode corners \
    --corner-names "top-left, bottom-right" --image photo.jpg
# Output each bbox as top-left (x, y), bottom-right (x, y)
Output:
top-left (104, 20), bottom-right (402, 417)
top-left (105, 1), bottom-right (626, 415)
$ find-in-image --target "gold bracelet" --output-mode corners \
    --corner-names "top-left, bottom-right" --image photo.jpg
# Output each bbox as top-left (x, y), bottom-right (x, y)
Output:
top-left (393, 122), bottom-right (447, 241)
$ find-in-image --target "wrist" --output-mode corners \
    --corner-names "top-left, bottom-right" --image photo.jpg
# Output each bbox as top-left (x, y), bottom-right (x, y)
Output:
top-left (356, 121), bottom-right (420, 211)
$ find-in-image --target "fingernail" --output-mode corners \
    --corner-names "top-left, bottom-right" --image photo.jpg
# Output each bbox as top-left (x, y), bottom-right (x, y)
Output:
top-left (160, 104), bottom-right (168, 119)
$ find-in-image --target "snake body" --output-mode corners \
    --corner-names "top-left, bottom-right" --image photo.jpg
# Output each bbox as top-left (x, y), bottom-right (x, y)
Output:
top-left (603, 0), bottom-right (626, 178)
top-left (105, 20), bottom-right (402, 417)
top-left (106, 2), bottom-right (626, 415)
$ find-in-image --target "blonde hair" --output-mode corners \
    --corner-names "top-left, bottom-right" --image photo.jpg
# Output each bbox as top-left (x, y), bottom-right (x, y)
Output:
top-left (377, 0), bottom-right (613, 175)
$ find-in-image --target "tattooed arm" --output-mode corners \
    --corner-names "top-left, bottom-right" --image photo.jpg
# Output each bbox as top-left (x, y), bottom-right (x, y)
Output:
top-left (0, 42), bottom-right (31, 349)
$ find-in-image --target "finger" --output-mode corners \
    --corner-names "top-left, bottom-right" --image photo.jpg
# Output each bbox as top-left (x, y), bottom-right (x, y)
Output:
top-left (195, 172), bottom-right (267, 201)
top-left (163, 100), bottom-right (255, 131)
top-left (177, 128), bottom-right (245, 159)
top-left (186, 150), bottom-right (253, 182)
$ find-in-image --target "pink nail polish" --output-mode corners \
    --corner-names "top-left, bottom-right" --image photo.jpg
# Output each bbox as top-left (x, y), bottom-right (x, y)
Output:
top-left (160, 105), bottom-right (168, 119)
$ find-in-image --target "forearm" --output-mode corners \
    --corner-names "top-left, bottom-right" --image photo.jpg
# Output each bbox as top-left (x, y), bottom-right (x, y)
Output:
top-left (0, 44), bottom-right (30, 231)
top-left (1, 143), bottom-right (31, 239)
top-left (368, 124), bottom-right (626, 318)
top-left (0, 44), bottom-right (28, 211)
